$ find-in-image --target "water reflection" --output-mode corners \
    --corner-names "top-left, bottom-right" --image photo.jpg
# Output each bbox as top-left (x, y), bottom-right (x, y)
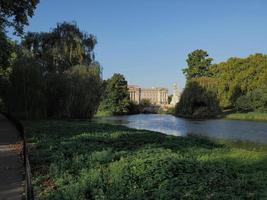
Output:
top-left (94, 114), bottom-right (267, 144)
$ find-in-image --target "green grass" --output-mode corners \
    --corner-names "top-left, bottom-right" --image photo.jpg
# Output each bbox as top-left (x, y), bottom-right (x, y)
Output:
top-left (24, 120), bottom-right (267, 200)
top-left (225, 112), bottom-right (267, 121)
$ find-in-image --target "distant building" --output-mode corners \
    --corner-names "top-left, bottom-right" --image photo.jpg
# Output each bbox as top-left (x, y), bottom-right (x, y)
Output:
top-left (128, 85), bottom-right (168, 105)
top-left (170, 83), bottom-right (180, 106)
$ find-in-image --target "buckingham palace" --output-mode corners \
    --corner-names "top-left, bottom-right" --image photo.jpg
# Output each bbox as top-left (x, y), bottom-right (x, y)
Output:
top-left (128, 85), bottom-right (168, 105)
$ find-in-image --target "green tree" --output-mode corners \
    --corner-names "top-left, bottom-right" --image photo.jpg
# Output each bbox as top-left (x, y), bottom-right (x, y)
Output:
top-left (181, 53), bottom-right (267, 113)
top-left (22, 22), bottom-right (97, 73)
top-left (0, 0), bottom-right (39, 35)
top-left (2, 22), bottom-right (103, 119)
top-left (209, 54), bottom-right (267, 108)
top-left (175, 81), bottom-right (221, 119)
top-left (0, 0), bottom-right (39, 70)
top-left (183, 49), bottom-right (213, 80)
top-left (7, 53), bottom-right (46, 119)
top-left (0, 0), bottom-right (39, 112)
top-left (99, 73), bottom-right (130, 115)
top-left (62, 64), bottom-right (102, 119)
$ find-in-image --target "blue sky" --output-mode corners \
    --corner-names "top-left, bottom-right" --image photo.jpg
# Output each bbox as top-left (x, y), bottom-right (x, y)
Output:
top-left (10, 0), bottom-right (267, 92)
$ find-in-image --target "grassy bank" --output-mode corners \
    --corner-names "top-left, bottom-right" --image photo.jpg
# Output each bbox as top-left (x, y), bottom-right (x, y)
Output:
top-left (225, 112), bottom-right (267, 121)
top-left (25, 120), bottom-right (267, 199)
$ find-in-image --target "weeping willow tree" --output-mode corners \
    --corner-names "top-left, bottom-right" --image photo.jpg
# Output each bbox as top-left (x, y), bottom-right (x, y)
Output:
top-left (3, 22), bottom-right (102, 119)
top-left (21, 22), bottom-right (97, 72)
top-left (175, 50), bottom-right (221, 119)
top-left (175, 81), bottom-right (221, 119)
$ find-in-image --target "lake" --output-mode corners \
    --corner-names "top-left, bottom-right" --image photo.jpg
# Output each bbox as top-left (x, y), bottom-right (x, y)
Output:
top-left (94, 114), bottom-right (267, 144)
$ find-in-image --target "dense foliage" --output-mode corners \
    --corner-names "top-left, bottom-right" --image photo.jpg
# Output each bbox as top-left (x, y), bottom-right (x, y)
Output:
top-left (210, 54), bottom-right (267, 109)
top-left (0, 0), bottom-right (39, 71)
top-left (235, 87), bottom-right (267, 112)
top-left (176, 50), bottom-right (221, 118)
top-left (175, 81), bottom-right (221, 118)
top-left (182, 49), bottom-right (213, 79)
top-left (26, 120), bottom-right (267, 200)
top-left (21, 22), bottom-right (97, 72)
top-left (98, 73), bottom-right (131, 115)
top-left (0, 0), bottom-right (39, 35)
top-left (176, 50), bottom-right (267, 118)
top-left (0, 22), bottom-right (102, 119)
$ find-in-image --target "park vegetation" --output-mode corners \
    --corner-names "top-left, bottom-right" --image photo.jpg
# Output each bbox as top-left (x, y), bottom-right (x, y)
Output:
top-left (98, 73), bottom-right (131, 116)
top-left (176, 49), bottom-right (267, 119)
top-left (97, 74), bottom-right (161, 116)
top-left (2, 1), bottom-right (267, 200)
top-left (25, 120), bottom-right (267, 200)
top-left (0, 21), bottom-right (102, 119)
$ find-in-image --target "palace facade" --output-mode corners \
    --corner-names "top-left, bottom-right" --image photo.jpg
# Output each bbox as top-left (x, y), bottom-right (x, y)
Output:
top-left (128, 85), bottom-right (168, 105)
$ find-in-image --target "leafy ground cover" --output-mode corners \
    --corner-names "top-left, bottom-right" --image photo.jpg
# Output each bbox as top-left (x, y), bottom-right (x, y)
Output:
top-left (225, 112), bottom-right (267, 121)
top-left (25, 120), bottom-right (267, 199)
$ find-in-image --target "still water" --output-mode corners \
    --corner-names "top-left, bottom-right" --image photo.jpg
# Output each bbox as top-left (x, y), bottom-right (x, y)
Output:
top-left (94, 114), bottom-right (267, 144)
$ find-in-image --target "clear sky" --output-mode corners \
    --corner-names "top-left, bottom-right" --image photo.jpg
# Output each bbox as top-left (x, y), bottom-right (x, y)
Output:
top-left (11, 0), bottom-right (267, 92)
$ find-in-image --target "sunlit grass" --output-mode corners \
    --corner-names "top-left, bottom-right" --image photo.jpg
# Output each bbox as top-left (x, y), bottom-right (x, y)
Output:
top-left (225, 112), bottom-right (267, 121)
top-left (25, 120), bottom-right (267, 200)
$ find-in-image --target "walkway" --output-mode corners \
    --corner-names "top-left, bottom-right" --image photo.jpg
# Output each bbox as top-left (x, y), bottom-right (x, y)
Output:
top-left (0, 114), bottom-right (23, 200)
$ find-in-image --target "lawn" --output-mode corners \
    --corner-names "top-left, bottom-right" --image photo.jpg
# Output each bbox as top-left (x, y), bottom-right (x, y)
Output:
top-left (225, 112), bottom-right (267, 121)
top-left (25, 120), bottom-right (267, 200)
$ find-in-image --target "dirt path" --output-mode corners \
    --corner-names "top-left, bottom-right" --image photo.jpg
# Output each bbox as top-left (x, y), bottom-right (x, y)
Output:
top-left (0, 114), bottom-right (23, 200)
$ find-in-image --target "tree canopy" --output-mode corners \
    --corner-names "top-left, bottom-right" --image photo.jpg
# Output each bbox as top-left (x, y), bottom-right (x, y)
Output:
top-left (99, 73), bottom-right (131, 115)
top-left (22, 22), bottom-right (97, 73)
top-left (176, 50), bottom-right (267, 118)
top-left (0, 0), bottom-right (39, 34)
top-left (183, 49), bottom-right (213, 79)
top-left (0, 0), bottom-right (39, 71)
top-left (0, 22), bottom-right (102, 119)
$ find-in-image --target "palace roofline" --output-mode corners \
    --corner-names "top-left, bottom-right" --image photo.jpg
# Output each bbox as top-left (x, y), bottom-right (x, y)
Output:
top-left (128, 85), bottom-right (168, 91)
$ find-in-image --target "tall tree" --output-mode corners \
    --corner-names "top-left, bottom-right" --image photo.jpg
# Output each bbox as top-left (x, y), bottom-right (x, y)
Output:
top-left (2, 22), bottom-right (103, 119)
top-left (0, 0), bottom-right (39, 34)
top-left (183, 49), bottom-right (213, 80)
top-left (0, 0), bottom-right (39, 71)
top-left (99, 73), bottom-right (130, 115)
top-left (22, 22), bottom-right (97, 72)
